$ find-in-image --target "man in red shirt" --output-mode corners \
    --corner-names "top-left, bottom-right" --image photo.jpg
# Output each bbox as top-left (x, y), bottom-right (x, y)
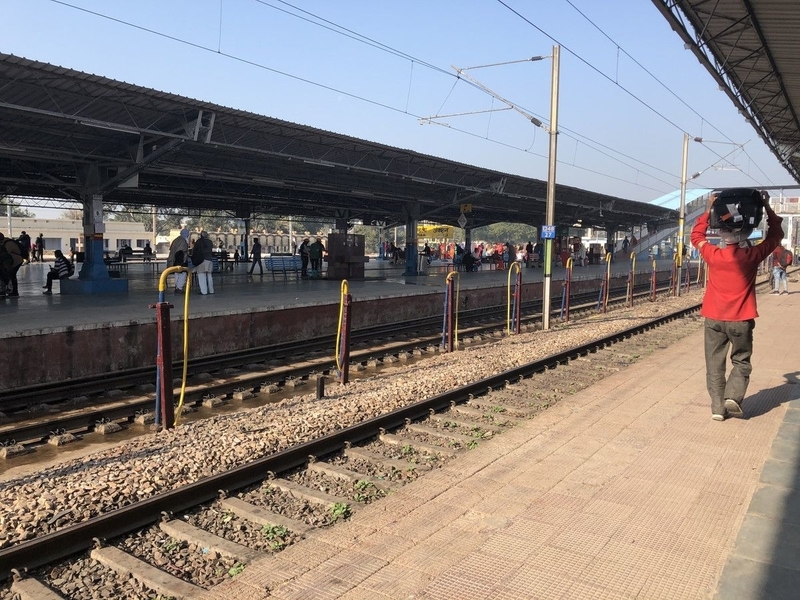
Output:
top-left (691, 191), bottom-right (783, 420)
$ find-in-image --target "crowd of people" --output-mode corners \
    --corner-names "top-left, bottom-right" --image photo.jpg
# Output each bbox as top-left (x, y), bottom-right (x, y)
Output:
top-left (3, 223), bottom-right (794, 298)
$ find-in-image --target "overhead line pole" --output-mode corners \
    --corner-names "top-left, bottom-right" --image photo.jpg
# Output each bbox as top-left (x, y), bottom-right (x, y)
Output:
top-left (542, 45), bottom-right (560, 330)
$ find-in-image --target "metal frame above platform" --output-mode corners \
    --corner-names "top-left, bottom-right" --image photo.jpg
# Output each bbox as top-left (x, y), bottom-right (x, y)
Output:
top-left (0, 53), bottom-right (675, 230)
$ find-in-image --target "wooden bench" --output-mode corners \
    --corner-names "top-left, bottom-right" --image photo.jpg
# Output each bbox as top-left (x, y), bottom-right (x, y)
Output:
top-left (265, 255), bottom-right (302, 281)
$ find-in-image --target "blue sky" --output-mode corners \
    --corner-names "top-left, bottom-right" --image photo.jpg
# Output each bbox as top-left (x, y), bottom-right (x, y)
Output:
top-left (4, 0), bottom-right (796, 213)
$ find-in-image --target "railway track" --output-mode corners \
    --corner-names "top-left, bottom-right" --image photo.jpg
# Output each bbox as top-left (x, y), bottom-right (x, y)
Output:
top-left (0, 281), bottom-right (673, 452)
top-left (0, 298), bottom-right (704, 599)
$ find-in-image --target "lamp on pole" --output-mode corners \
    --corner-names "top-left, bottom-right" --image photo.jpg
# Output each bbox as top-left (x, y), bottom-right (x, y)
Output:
top-left (676, 134), bottom-right (704, 296)
top-left (541, 45), bottom-right (560, 330)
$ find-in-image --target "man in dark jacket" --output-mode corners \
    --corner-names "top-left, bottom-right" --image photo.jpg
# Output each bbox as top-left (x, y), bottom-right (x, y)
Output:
top-left (192, 231), bottom-right (215, 295)
top-left (0, 234), bottom-right (24, 297)
top-left (17, 231), bottom-right (31, 264)
top-left (691, 191), bottom-right (783, 420)
top-left (248, 238), bottom-right (263, 277)
top-left (298, 238), bottom-right (310, 277)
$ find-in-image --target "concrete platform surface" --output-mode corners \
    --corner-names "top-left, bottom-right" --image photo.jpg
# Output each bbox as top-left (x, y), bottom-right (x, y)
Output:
top-left (193, 288), bottom-right (800, 599)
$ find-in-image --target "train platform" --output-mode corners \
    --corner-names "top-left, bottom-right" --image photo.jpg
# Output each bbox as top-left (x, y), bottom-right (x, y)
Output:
top-left (1, 256), bottom-right (674, 338)
top-left (195, 288), bottom-right (800, 599)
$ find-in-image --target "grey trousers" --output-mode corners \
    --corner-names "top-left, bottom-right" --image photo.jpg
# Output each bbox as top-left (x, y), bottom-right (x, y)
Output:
top-left (704, 318), bottom-right (755, 414)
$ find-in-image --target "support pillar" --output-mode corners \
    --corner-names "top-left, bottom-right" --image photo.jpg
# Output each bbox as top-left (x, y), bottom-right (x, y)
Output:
top-left (403, 202), bottom-right (420, 276)
top-left (61, 193), bottom-right (127, 294)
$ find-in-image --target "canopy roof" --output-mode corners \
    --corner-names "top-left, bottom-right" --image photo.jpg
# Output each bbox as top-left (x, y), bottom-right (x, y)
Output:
top-left (0, 53), bottom-right (675, 230)
top-left (652, 0), bottom-right (800, 184)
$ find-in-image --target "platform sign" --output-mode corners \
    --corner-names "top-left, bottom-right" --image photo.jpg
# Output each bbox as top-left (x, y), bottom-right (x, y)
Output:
top-left (418, 224), bottom-right (454, 238)
top-left (457, 213), bottom-right (468, 229)
top-left (541, 225), bottom-right (556, 239)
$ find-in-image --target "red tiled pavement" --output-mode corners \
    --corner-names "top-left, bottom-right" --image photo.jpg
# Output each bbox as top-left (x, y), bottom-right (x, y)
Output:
top-left (199, 289), bottom-right (800, 600)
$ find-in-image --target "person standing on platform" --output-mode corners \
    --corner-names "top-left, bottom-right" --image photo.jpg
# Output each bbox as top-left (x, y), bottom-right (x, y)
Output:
top-left (0, 233), bottom-right (24, 297)
top-left (298, 238), bottom-right (310, 277)
top-left (770, 245), bottom-right (792, 295)
top-left (691, 190), bottom-right (783, 421)
top-left (248, 237), bottom-right (263, 278)
top-left (42, 249), bottom-right (71, 294)
top-left (167, 228), bottom-right (190, 294)
top-left (525, 241), bottom-right (533, 267)
top-left (17, 231), bottom-right (31, 264)
top-left (309, 237), bottom-right (325, 277)
top-left (622, 236), bottom-right (630, 255)
top-left (192, 231), bottom-right (215, 294)
top-left (35, 233), bottom-right (45, 262)
top-left (533, 241), bottom-right (543, 267)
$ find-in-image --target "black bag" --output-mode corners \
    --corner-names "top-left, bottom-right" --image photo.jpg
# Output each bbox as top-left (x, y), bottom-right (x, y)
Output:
top-left (710, 188), bottom-right (764, 232)
top-left (191, 250), bottom-right (205, 266)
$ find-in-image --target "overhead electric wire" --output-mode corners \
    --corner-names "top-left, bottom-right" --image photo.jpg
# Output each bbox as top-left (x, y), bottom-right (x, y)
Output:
top-left (260, 0), bottom-right (684, 192)
top-left (46, 0), bottom-right (675, 197)
top-left (562, 0), bottom-right (775, 186)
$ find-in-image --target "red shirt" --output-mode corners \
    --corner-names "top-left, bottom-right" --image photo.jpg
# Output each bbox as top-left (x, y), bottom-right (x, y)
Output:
top-left (691, 209), bottom-right (783, 321)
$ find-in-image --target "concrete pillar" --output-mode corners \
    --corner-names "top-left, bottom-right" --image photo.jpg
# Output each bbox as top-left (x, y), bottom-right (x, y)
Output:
top-left (403, 202), bottom-right (420, 276)
top-left (61, 192), bottom-right (128, 293)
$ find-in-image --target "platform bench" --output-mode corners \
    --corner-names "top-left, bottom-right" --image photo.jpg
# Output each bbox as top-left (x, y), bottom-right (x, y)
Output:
top-left (265, 255), bottom-right (302, 281)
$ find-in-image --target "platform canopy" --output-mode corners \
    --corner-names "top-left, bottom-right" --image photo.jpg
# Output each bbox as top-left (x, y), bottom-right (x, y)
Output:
top-left (652, 0), bottom-right (800, 185)
top-left (0, 53), bottom-right (675, 231)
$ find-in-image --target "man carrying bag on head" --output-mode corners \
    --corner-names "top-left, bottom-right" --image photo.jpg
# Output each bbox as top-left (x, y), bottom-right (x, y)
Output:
top-left (691, 189), bottom-right (783, 421)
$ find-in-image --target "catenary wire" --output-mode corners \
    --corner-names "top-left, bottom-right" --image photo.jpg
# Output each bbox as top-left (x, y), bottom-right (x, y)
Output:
top-left (46, 0), bottom-right (676, 197)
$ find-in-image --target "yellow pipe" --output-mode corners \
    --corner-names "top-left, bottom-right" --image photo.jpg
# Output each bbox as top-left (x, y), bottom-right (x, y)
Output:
top-left (446, 271), bottom-right (460, 348)
top-left (157, 266), bottom-right (192, 426)
top-left (604, 253), bottom-right (612, 306)
top-left (335, 279), bottom-right (349, 371)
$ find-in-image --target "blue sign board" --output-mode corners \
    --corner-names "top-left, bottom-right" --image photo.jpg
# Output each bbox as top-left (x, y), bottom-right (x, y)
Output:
top-left (541, 225), bottom-right (556, 239)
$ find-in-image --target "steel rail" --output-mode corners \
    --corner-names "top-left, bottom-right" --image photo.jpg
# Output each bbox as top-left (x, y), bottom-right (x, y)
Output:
top-left (0, 302), bottom-right (700, 582)
top-left (0, 283), bottom-right (672, 445)
top-left (1, 278), bottom-right (669, 410)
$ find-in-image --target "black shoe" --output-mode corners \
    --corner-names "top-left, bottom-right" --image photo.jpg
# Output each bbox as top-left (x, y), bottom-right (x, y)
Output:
top-left (724, 398), bottom-right (744, 418)
top-left (43, 290), bottom-right (52, 295)
top-left (7, 292), bottom-right (18, 297)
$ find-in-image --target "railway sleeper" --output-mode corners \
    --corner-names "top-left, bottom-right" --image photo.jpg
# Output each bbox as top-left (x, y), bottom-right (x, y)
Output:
top-left (94, 421), bottom-right (123, 435)
top-left (429, 413), bottom-right (499, 434)
top-left (466, 397), bottom-right (539, 418)
top-left (379, 432), bottom-right (459, 458)
top-left (450, 404), bottom-right (522, 426)
top-left (219, 497), bottom-right (312, 537)
top-left (90, 545), bottom-right (202, 600)
top-left (202, 396), bottom-right (226, 408)
top-left (159, 519), bottom-right (262, 564)
top-left (0, 443), bottom-right (30, 459)
top-left (307, 461), bottom-right (399, 493)
top-left (344, 446), bottom-right (431, 476)
top-left (10, 576), bottom-right (64, 600)
top-left (269, 478), bottom-right (355, 511)
top-left (405, 423), bottom-right (479, 448)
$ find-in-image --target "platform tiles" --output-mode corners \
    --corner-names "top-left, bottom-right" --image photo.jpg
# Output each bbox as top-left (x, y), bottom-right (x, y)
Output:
top-left (190, 292), bottom-right (800, 599)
